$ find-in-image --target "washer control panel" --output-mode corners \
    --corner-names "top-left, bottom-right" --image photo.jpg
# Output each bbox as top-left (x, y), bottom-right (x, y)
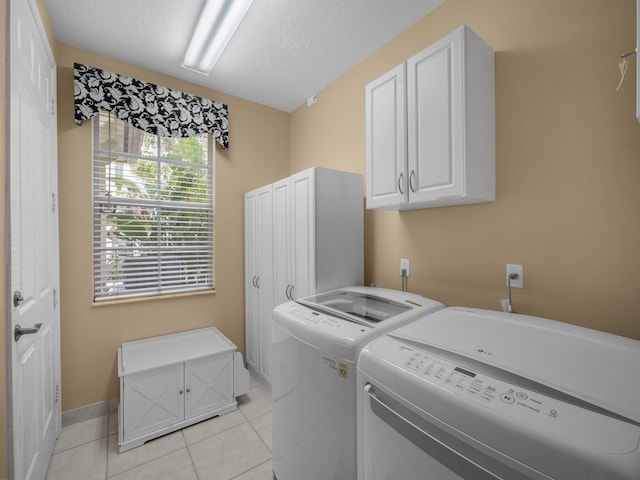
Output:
top-left (285, 305), bottom-right (346, 328)
top-left (367, 335), bottom-right (640, 453)
top-left (275, 302), bottom-right (371, 341)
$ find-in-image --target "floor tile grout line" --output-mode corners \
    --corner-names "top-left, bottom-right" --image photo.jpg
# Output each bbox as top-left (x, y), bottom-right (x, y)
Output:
top-left (246, 413), bottom-right (272, 453)
top-left (228, 458), bottom-right (272, 480)
top-left (51, 433), bottom-right (109, 457)
top-left (184, 417), bottom-right (272, 480)
top-left (52, 415), bottom-right (111, 455)
top-left (105, 410), bottom-right (112, 480)
top-left (183, 430), bottom-right (202, 480)
top-left (49, 382), bottom-right (272, 480)
top-left (105, 436), bottom-right (188, 479)
top-left (105, 411), bottom-right (254, 478)
top-left (185, 414), bottom-right (249, 450)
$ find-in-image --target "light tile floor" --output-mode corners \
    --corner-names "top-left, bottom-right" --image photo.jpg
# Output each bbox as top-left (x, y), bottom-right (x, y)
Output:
top-left (46, 376), bottom-right (273, 480)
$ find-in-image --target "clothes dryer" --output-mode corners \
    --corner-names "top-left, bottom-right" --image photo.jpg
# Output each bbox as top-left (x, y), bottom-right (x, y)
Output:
top-left (272, 286), bottom-right (444, 480)
top-left (357, 307), bottom-right (640, 479)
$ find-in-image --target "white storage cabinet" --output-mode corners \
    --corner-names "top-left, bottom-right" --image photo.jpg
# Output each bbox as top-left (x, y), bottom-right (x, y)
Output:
top-left (245, 167), bottom-right (364, 385)
top-left (272, 167), bottom-right (364, 302)
top-left (117, 327), bottom-right (249, 452)
top-left (366, 25), bottom-right (495, 210)
top-left (244, 185), bottom-right (274, 380)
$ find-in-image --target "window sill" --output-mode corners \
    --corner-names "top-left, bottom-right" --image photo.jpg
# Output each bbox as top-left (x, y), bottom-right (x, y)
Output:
top-left (92, 288), bottom-right (216, 307)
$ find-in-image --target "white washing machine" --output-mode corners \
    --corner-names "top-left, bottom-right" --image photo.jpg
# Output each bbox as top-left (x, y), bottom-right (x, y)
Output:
top-left (357, 307), bottom-right (640, 480)
top-left (271, 286), bottom-right (445, 480)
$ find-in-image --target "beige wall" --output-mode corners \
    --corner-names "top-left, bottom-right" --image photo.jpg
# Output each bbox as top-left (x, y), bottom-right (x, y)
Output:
top-left (290, 0), bottom-right (640, 340)
top-left (56, 46), bottom-right (290, 410)
top-left (2, 0), bottom-right (639, 472)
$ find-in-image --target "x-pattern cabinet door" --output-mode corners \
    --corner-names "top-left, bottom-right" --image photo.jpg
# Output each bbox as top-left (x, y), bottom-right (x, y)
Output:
top-left (185, 355), bottom-right (234, 419)
top-left (122, 363), bottom-right (184, 441)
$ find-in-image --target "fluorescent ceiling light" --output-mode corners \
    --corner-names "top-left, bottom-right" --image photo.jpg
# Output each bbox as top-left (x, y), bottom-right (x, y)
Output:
top-left (183, 0), bottom-right (254, 75)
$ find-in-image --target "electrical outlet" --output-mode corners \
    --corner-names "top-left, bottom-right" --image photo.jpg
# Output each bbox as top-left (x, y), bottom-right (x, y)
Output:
top-left (400, 258), bottom-right (410, 276)
top-left (506, 264), bottom-right (523, 288)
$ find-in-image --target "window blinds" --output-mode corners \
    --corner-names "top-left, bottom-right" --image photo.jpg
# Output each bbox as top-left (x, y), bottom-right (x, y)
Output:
top-left (93, 111), bottom-right (215, 301)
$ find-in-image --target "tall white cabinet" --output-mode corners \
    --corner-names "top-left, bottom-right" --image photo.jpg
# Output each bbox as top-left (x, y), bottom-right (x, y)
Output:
top-left (244, 185), bottom-right (273, 379)
top-left (245, 167), bottom-right (363, 384)
top-left (366, 25), bottom-right (495, 210)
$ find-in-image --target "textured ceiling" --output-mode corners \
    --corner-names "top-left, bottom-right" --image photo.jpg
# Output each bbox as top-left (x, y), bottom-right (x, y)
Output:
top-left (45, 0), bottom-right (443, 112)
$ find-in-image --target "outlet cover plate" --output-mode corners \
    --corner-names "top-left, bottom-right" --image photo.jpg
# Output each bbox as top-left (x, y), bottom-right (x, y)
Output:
top-left (401, 258), bottom-right (410, 276)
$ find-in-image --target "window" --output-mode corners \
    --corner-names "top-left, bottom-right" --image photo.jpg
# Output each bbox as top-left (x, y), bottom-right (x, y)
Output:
top-left (92, 111), bottom-right (215, 301)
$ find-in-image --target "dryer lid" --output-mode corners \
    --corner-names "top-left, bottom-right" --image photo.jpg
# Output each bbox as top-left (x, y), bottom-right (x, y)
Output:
top-left (387, 307), bottom-right (640, 425)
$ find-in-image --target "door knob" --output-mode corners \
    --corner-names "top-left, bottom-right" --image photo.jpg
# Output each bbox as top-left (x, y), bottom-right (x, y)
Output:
top-left (14, 323), bottom-right (42, 342)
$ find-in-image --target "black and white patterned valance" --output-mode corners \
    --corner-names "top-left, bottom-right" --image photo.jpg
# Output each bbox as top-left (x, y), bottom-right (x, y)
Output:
top-left (73, 62), bottom-right (229, 149)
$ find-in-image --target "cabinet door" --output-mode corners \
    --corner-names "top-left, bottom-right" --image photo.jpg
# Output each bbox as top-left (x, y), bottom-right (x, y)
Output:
top-left (185, 355), bottom-right (234, 419)
top-left (244, 190), bottom-right (258, 371)
top-left (122, 363), bottom-right (184, 442)
top-left (256, 186), bottom-right (274, 381)
top-left (365, 63), bottom-right (407, 209)
top-left (273, 178), bottom-right (292, 307)
top-left (290, 170), bottom-right (316, 299)
top-left (407, 28), bottom-right (465, 203)
top-left (244, 186), bottom-right (274, 381)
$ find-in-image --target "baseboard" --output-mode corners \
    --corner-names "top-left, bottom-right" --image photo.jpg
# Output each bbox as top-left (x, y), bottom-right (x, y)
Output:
top-left (62, 398), bottom-right (118, 427)
top-left (246, 366), bottom-right (272, 394)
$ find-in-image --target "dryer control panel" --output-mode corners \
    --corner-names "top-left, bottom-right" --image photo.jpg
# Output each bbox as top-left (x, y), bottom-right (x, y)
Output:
top-left (366, 335), bottom-right (640, 454)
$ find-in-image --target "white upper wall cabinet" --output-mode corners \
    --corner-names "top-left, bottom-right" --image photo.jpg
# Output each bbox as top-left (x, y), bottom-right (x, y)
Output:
top-left (366, 64), bottom-right (407, 209)
top-left (366, 25), bottom-right (495, 210)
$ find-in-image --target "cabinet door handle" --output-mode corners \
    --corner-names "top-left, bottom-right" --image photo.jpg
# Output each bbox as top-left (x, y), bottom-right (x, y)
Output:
top-left (409, 170), bottom-right (416, 192)
top-left (286, 284), bottom-right (295, 300)
top-left (398, 173), bottom-right (405, 195)
top-left (256, 276), bottom-right (260, 289)
top-left (186, 388), bottom-right (191, 393)
top-left (285, 285), bottom-right (291, 300)
top-left (179, 390), bottom-right (184, 395)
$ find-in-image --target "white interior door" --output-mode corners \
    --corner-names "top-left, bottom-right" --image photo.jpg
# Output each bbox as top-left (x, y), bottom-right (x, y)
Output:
top-left (8, 1), bottom-right (61, 479)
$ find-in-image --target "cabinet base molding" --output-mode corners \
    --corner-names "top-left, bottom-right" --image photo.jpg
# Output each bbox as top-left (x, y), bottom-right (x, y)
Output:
top-left (117, 402), bottom-right (237, 453)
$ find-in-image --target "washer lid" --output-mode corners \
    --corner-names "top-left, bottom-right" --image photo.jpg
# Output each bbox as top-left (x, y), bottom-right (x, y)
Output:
top-left (386, 307), bottom-right (640, 425)
top-left (298, 289), bottom-right (413, 325)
